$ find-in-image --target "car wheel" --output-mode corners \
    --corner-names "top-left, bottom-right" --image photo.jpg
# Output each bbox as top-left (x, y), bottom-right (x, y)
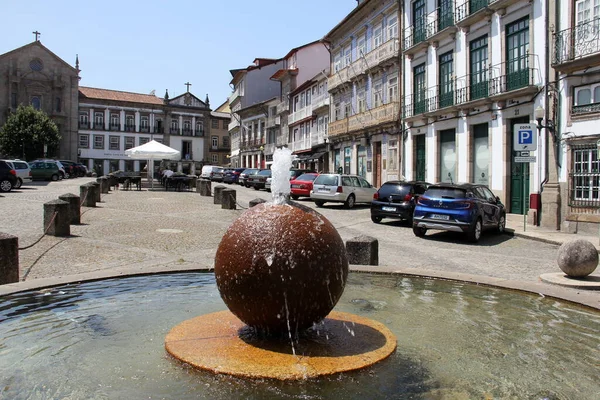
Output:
top-left (58, 173), bottom-right (64, 180)
top-left (51, 174), bottom-right (59, 181)
top-left (0, 179), bottom-right (13, 192)
top-left (468, 218), bottom-right (482, 243)
top-left (291, 195), bottom-right (299, 200)
top-left (413, 225), bottom-right (427, 237)
top-left (497, 213), bottom-right (506, 234)
top-left (314, 200), bottom-right (325, 207)
top-left (371, 216), bottom-right (382, 224)
top-left (345, 194), bottom-right (356, 209)
top-left (14, 178), bottom-right (22, 189)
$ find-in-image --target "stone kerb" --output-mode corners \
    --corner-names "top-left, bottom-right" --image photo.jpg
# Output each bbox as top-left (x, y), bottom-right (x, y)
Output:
top-left (43, 199), bottom-right (70, 237)
top-left (346, 235), bottom-right (379, 266)
top-left (213, 185), bottom-right (226, 205)
top-left (221, 189), bottom-right (236, 210)
top-left (58, 193), bottom-right (81, 225)
top-left (0, 232), bottom-right (19, 284)
top-left (199, 179), bottom-right (211, 196)
top-left (80, 183), bottom-right (96, 207)
top-left (91, 181), bottom-right (101, 202)
top-left (249, 198), bottom-right (267, 208)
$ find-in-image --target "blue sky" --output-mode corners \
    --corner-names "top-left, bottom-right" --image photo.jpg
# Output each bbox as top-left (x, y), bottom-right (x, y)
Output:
top-left (0, 0), bottom-right (358, 109)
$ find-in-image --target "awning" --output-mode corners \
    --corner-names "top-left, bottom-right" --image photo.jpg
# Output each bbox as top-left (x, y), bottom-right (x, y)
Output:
top-left (295, 151), bottom-right (326, 162)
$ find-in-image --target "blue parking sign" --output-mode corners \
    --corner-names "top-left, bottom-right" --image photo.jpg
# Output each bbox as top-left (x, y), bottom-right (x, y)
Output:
top-left (513, 123), bottom-right (537, 151)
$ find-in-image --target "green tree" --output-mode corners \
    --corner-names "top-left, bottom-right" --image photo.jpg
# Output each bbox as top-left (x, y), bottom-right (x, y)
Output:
top-left (0, 105), bottom-right (61, 160)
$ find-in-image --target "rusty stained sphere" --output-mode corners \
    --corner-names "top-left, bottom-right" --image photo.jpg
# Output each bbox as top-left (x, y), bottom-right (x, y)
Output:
top-left (214, 202), bottom-right (349, 335)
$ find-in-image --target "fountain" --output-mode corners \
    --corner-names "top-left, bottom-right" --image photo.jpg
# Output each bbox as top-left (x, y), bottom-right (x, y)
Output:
top-left (165, 147), bottom-right (396, 379)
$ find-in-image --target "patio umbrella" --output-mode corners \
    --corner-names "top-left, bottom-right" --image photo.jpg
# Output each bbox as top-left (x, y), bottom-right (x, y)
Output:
top-left (125, 140), bottom-right (180, 189)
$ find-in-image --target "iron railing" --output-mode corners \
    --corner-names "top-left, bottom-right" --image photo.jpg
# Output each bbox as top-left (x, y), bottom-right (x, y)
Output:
top-left (79, 121), bottom-right (89, 129)
top-left (553, 18), bottom-right (600, 65)
top-left (455, 0), bottom-right (489, 23)
top-left (573, 102), bottom-right (600, 115)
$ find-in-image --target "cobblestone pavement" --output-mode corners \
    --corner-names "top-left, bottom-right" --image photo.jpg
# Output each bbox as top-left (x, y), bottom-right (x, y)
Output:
top-left (0, 178), bottom-right (596, 302)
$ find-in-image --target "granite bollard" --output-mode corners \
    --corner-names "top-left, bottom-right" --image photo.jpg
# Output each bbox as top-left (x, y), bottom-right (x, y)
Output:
top-left (91, 181), bottom-right (101, 202)
top-left (346, 235), bottom-right (379, 266)
top-left (43, 199), bottom-right (70, 237)
top-left (221, 189), bottom-right (236, 210)
top-left (97, 176), bottom-right (109, 194)
top-left (213, 185), bottom-right (226, 205)
top-left (0, 232), bottom-right (19, 284)
top-left (80, 183), bottom-right (96, 207)
top-left (58, 193), bottom-right (81, 224)
top-left (199, 179), bottom-right (211, 196)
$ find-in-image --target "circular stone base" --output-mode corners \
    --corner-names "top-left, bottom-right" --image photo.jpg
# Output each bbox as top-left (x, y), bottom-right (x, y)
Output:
top-left (165, 310), bottom-right (397, 380)
top-left (540, 273), bottom-right (600, 290)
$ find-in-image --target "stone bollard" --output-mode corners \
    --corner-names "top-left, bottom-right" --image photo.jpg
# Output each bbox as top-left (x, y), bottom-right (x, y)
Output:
top-left (221, 189), bottom-right (236, 210)
top-left (97, 176), bottom-right (109, 194)
top-left (58, 193), bottom-right (81, 225)
top-left (213, 185), bottom-right (226, 205)
top-left (80, 183), bottom-right (96, 207)
top-left (557, 239), bottom-right (599, 277)
top-left (0, 232), bottom-right (19, 284)
top-left (188, 177), bottom-right (197, 189)
top-left (346, 235), bottom-right (379, 266)
top-left (249, 198), bottom-right (267, 208)
top-left (91, 181), bottom-right (101, 202)
top-left (43, 199), bottom-right (70, 237)
top-left (199, 179), bottom-right (211, 196)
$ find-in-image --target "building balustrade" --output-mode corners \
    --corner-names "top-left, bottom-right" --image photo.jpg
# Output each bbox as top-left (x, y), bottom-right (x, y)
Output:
top-left (140, 126), bottom-right (150, 133)
top-left (125, 125), bottom-right (136, 132)
top-left (109, 123), bottom-right (120, 131)
top-left (181, 128), bottom-right (194, 136)
top-left (228, 117), bottom-right (240, 131)
top-left (289, 104), bottom-right (313, 125)
top-left (169, 127), bottom-right (180, 135)
top-left (553, 18), bottom-right (600, 67)
top-left (291, 137), bottom-right (312, 153)
top-left (276, 100), bottom-right (289, 114)
top-left (229, 87), bottom-right (241, 103)
top-left (455, 0), bottom-right (490, 26)
top-left (79, 121), bottom-right (90, 129)
top-left (311, 92), bottom-right (330, 111)
top-left (266, 115), bottom-right (281, 128)
top-left (93, 123), bottom-right (105, 130)
top-left (194, 129), bottom-right (204, 137)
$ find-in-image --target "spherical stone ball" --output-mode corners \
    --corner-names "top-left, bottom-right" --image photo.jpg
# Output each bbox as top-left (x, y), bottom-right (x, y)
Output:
top-left (557, 239), bottom-right (599, 277)
top-left (214, 201), bottom-right (349, 335)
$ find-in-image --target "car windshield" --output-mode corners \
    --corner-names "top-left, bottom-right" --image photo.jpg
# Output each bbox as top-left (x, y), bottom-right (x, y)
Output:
top-left (258, 170), bottom-right (271, 176)
top-left (295, 174), bottom-right (317, 182)
top-left (314, 175), bottom-right (338, 186)
top-left (425, 187), bottom-right (467, 199)
top-left (378, 183), bottom-right (410, 197)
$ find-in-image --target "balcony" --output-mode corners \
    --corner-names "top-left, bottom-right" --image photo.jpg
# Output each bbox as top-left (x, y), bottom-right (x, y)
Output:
top-left (276, 100), bottom-right (289, 114)
top-left (328, 119), bottom-right (348, 138)
top-left (79, 121), bottom-right (90, 129)
top-left (229, 87), bottom-right (242, 104)
top-left (403, 55), bottom-right (537, 119)
top-left (404, 8), bottom-right (457, 57)
top-left (348, 102), bottom-right (399, 133)
top-left (228, 117), bottom-right (240, 131)
top-left (311, 92), bottom-right (330, 112)
top-left (153, 126), bottom-right (164, 134)
top-left (182, 128), bottom-right (194, 136)
top-left (289, 104), bottom-right (313, 126)
top-left (125, 125), bottom-right (136, 132)
top-left (140, 126), bottom-right (150, 133)
top-left (170, 127), bottom-right (180, 135)
top-left (329, 38), bottom-right (398, 92)
top-left (553, 18), bottom-right (600, 73)
top-left (93, 123), bottom-right (105, 130)
top-left (266, 115), bottom-right (281, 128)
top-left (291, 137), bottom-right (312, 153)
top-left (109, 123), bottom-right (120, 131)
top-left (572, 102), bottom-right (600, 116)
top-left (455, 0), bottom-right (491, 28)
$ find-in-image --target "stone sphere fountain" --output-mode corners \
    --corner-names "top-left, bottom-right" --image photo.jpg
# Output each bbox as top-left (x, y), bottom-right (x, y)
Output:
top-left (165, 148), bottom-right (397, 379)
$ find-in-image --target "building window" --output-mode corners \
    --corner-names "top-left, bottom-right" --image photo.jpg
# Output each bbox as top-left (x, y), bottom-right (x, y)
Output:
top-left (94, 112), bottom-right (104, 129)
top-left (212, 119), bottom-right (219, 128)
top-left (79, 134), bottom-right (90, 148)
top-left (470, 36), bottom-right (489, 100)
top-left (196, 121), bottom-right (204, 135)
top-left (109, 136), bottom-right (120, 150)
top-left (11, 93), bottom-right (17, 108)
top-left (571, 145), bottom-right (600, 206)
top-left (79, 112), bottom-right (89, 128)
top-left (388, 140), bottom-right (398, 170)
top-left (140, 116), bottom-right (149, 129)
top-left (372, 79), bottom-right (383, 108)
top-left (334, 102), bottom-right (341, 121)
top-left (125, 136), bottom-right (135, 150)
top-left (344, 102), bottom-right (352, 118)
top-left (413, 0), bottom-right (426, 44)
top-left (31, 96), bottom-right (41, 110)
top-left (357, 35), bottom-right (366, 57)
top-left (439, 51), bottom-right (454, 108)
top-left (472, 123), bottom-right (489, 185)
top-left (373, 25), bottom-right (383, 48)
top-left (413, 63), bottom-right (427, 115)
top-left (55, 97), bottom-right (61, 113)
top-left (506, 17), bottom-right (530, 91)
top-left (126, 115), bottom-right (135, 131)
top-left (222, 120), bottom-right (228, 129)
top-left (212, 136), bottom-right (218, 148)
top-left (110, 114), bottom-right (120, 129)
top-left (387, 15), bottom-right (398, 39)
top-left (139, 137), bottom-right (150, 145)
top-left (358, 90), bottom-right (366, 113)
top-left (212, 154), bottom-right (219, 163)
top-left (344, 44), bottom-right (352, 67)
top-left (574, 83), bottom-right (600, 114)
top-left (306, 88), bottom-right (311, 105)
top-left (93, 135), bottom-right (104, 149)
top-left (183, 120), bottom-right (192, 133)
top-left (440, 129), bottom-right (456, 183)
top-left (334, 52), bottom-right (342, 73)
top-left (223, 137), bottom-right (229, 147)
top-left (387, 74), bottom-right (398, 103)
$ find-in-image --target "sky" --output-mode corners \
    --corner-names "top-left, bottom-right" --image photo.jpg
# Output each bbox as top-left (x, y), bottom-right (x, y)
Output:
top-left (0, 0), bottom-right (358, 109)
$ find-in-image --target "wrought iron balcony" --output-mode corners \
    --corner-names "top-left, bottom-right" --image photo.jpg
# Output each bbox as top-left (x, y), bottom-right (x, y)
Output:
top-left (79, 121), bottom-right (89, 129)
top-left (572, 102), bottom-right (600, 115)
top-left (110, 123), bottom-right (120, 131)
top-left (181, 128), bottom-right (193, 136)
top-left (403, 22), bottom-right (427, 51)
top-left (140, 126), bottom-right (150, 133)
top-left (426, 7), bottom-right (456, 42)
top-left (169, 127), bottom-right (180, 135)
top-left (194, 129), bottom-right (204, 137)
top-left (153, 126), bottom-right (164, 134)
top-left (93, 123), bottom-right (105, 130)
top-left (553, 18), bottom-right (600, 69)
top-left (125, 125), bottom-right (136, 132)
top-left (455, 0), bottom-right (490, 26)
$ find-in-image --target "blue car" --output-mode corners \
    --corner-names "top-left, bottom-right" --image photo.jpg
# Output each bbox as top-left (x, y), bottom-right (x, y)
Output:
top-left (412, 183), bottom-right (506, 243)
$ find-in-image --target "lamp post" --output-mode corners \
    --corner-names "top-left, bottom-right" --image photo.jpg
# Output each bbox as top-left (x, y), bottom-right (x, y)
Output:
top-left (534, 106), bottom-right (545, 227)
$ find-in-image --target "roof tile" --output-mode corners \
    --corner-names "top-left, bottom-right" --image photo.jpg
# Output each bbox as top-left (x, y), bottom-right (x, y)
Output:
top-left (79, 86), bottom-right (163, 105)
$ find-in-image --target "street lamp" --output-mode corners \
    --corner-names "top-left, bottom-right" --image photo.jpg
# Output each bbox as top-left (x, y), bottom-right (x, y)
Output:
top-left (535, 105), bottom-right (556, 141)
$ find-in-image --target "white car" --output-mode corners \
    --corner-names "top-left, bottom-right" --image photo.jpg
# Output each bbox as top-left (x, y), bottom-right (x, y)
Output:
top-left (1, 159), bottom-right (32, 188)
top-left (310, 174), bottom-right (377, 209)
top-left (265, 177), bottom-right (272, 192)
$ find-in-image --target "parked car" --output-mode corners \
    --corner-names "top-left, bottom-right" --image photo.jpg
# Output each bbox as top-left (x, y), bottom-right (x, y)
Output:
top-left (310, 174), bottom-right (377, 208)
top-left (210, 167), bottom-right (225, 182)
top-left (412, 183), bottom-right (506, 243)
top-left (200, 165), bottom-right (221, 180)
top-left (289, 168), bottom-right (315, 181)
top-left (1, 159), bottom-right (32, 189)
top-left (290, 173), bottom-right (319, 200)
top-left (31, 159), bottom-right (66, 179)
top-left (247, 169), bottom-right (272, 190)
top-left (239, 168), bottom-right (260, 187)
top-left (60, 160), bottom-right (87, 177)
top-left (0, 160), bottom-right (18, 192)
top-left (223, 168), bottom-right (245, 184)
top-left (371, 181), bottom-right (430, 224)
top-left (29, 160), bottom-right (64, 181)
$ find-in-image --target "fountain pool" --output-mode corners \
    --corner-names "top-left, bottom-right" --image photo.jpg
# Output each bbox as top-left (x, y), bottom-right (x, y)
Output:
top-left (1, 272), bottom-right (598, 399)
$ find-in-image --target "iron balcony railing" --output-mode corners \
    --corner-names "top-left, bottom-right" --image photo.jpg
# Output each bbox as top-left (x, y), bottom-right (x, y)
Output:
top-left (125, 125), bottom-right (136, 132)
top-left (169, 127), bottom-right (180, 134)
top-left (182, 128), bottom-right (193, 136)
top-left (195, 129), bottom-right (204, 137)
top-left (109, 123), bottom-right (120, 131)
top-left (403, 55), bottom-right (535, 118)
top-left (455, 0), bottom-right (489, 23)
top-left (404, 7), bottom-right (455, 51)
top-left (553, 18), bottom-right (600, 65)
top-left (140, 126), bottom-right (150, 133)
top-left (79, 121), bottom-right (89, 129)
top-left (93, 123), bottom-right (105, 130)
top-left (153, 126), bottom-right (164, 134)
top-left (403, 19), bottom-right (427, 50)
top-left (573, 102), bottom-right (600, 115)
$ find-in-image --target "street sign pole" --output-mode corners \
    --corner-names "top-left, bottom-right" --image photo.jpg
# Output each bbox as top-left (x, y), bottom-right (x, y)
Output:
top-left (514, 123), bottom-right (537, 233)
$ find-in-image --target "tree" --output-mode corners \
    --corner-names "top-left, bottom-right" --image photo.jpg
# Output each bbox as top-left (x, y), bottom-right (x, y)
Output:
top-left (0, 105), bottom-right (61, 160)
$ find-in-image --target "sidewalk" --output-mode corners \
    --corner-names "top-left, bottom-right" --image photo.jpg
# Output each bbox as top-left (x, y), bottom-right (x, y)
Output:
top-left (506, 213), bottom-right (600, 251)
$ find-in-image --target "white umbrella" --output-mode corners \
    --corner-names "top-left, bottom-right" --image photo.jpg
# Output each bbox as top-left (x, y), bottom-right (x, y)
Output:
top-left (125, 140), bottom-right (180, 189)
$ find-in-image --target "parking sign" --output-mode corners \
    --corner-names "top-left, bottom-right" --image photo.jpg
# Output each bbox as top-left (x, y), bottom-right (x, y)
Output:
top-left (513, 123), bottom-right (537, 151)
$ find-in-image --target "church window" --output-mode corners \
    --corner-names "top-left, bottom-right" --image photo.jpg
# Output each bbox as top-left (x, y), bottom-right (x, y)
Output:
top-left (55, 97), bottom-right (61, 113)
top-left (11, 93), bottom-right (17, 108)
top-left (31, 96), bottom-right (41, 110)
top-left (29, 59), bottom-right (43, 71)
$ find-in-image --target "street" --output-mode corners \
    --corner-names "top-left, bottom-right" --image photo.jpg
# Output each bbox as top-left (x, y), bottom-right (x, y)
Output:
top-left (0, 177), bottom-right (560, 285)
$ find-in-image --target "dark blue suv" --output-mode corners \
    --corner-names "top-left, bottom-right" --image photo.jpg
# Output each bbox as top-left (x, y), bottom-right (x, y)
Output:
top-left (412, 183), bottom-right (506, 242)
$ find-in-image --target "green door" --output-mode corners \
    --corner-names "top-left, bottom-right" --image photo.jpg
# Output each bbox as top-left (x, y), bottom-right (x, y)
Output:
top-left (415, 135), bottom-right (426, 181)
top-left (510, 117), bottom-right (530, 214)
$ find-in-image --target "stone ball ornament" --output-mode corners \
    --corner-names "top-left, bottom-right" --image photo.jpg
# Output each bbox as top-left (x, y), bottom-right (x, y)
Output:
top-left (214, 201), bottom-right (349, 335)
top-left (557, 239), bottom-right (599, 278)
